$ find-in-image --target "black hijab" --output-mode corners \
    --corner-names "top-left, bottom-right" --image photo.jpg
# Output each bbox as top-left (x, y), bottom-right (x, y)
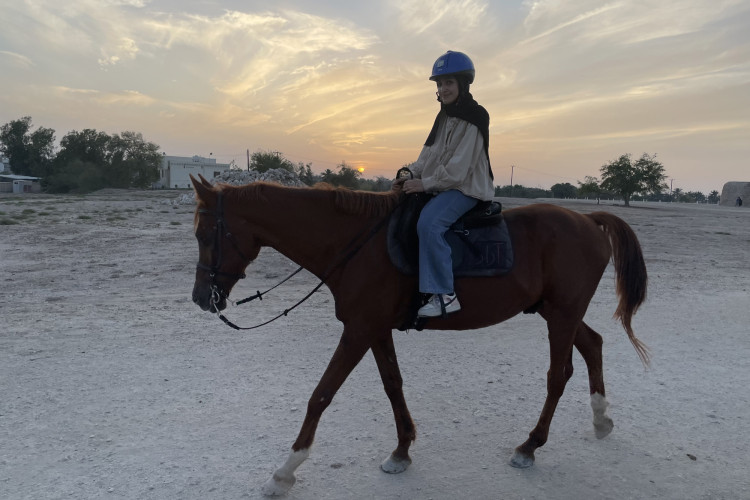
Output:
top-left (424, 90), bottom-right (493, 179)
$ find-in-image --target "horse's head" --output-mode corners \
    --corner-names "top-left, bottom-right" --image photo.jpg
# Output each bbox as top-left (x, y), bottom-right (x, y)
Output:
top-left (190, 174), bottom-right (260, 312)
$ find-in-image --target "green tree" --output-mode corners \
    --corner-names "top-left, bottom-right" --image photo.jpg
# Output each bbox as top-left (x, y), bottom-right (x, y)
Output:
top-left (45, 159), bottom-right (105, 193)
top-left (47, 128), bottom-right (112, 193)
top-left (56, 129), bottom-right (111, 167)
top-left (358, 176), bottom-right (393, 192)
top-left (45, 129), bottom-right (160, 193)
top-left (0, 116), bottom-right (56, 177)
top-left (577, 176), bottom-right (602, 202)
top-left (295, 161), bottom-right (317, 185)
top-left (494, 184), bottom-right (551, 198)
top-left (599, 153), bottom-right (667, 207)
top-left (708, 190), bottom-right (720, 204)
top-left (250, 150), bottom-right (295, 173)
top-left (550, 182), bottom-right (577, 199)
top-left (683, 191), bottom-right (706, 203)
top-left (321, 162), bottom-right (361, 189)
top-left (107, 131), bottom-right (161, 189)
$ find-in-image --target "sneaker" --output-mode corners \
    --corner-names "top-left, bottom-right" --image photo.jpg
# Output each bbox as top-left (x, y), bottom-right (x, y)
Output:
top-left (417, 293), bottom-right (461, 318)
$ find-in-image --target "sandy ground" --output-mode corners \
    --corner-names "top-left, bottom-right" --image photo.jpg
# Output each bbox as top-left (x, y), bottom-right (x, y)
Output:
top-left (1, 189), bottom-right (749, 500)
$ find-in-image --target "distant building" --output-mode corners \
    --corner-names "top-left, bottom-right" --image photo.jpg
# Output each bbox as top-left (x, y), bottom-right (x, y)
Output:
top-left (0, 156), bottom-right (10, 173)
top-left (0, 174), bottom-right (42, 193)
top-left (154, 155), bottom-right (232, 189)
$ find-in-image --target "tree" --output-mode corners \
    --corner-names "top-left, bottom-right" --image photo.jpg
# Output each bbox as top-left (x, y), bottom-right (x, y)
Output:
top-left (0, 116), bottom-right (56, 177)
top-left (577, 176), bottom-right (602, 202)
top-left (45, 129), bottom-right (160, 193)
top-left (45, 159), bottom-right (105, 193)
top-left (56, 129), bottom-right (111, 167)
top-left (673, 189), bottom-right (704, 203)
top-left (107, 131), bottom-right (161, 189)
top-left (250, 150), bottom-right (295, 173)
top-left (494, 184), bottom-right (551, 198)
top-left (599, 153), bottom-right (667, 207)
top-left (708, 190), bottom-right (720, 204)
top-left (295, 161), bottom-right (317, 185)
top-left (358, 176), bottom-right (393, 192)
top-left (319, 162), bottom-right (362, 189)
top-left (550, 182), bottom-right (577, 199)
top-left (682, 191), bottom-right (706, 203)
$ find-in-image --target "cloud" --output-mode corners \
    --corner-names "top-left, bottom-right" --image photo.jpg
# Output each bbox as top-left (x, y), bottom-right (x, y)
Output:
top-left (519, 0), bottom-right (749, 48)
top-left (98, 37), bottom-right (140, 67)
top-left (519, 1), bottom-right (623, 47)
top-left (0, 50), bottom-right (36, 68)
top-left (392, 0), bottom-right (489, 35)
top-left (52, 86), bottom-right (155, 107)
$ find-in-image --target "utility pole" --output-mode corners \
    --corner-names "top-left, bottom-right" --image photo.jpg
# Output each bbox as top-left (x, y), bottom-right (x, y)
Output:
top-left (510, 165), bottom-right (515, 198)
top-left (247, 149), bottom-right (250, 171)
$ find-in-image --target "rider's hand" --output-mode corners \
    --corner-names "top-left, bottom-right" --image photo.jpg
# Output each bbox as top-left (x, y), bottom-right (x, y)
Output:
top-left (392, 177), bottom-right (406, 191)
top-left (402, 179), bottom-right (425, 194)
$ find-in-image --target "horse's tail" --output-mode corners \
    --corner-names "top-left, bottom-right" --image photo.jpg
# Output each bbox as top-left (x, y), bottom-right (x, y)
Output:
top-left (587, 212), bottom-right (650, 367)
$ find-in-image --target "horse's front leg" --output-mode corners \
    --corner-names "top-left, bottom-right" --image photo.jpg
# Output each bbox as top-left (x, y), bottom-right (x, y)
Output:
top-left (371, 333), bottom-right (416, 474)
top-left (262, 328), bottom-right (370, 497)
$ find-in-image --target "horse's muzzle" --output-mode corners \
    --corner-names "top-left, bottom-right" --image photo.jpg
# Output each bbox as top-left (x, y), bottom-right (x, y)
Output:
top-left (192, 284), bottom-right (227, 312)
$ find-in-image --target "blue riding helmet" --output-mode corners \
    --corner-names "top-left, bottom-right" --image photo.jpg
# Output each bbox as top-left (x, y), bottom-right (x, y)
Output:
top-left (429, 51), bottom-right (475, 84)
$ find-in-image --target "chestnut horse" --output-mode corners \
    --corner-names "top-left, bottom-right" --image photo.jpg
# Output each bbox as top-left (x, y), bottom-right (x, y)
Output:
top-left (189, 175), bottom-right (649, 496)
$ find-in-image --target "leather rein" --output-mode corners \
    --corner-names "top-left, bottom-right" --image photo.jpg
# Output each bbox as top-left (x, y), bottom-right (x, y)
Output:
top-left (195, 189), bottom-right (397, 330)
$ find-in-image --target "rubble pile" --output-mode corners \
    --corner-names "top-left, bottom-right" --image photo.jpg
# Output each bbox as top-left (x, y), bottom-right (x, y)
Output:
top-left (172, 168), bottom-right (306, 205)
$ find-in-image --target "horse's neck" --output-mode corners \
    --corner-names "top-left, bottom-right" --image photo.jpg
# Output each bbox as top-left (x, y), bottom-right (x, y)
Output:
top-left (236, 186), bottom-right (366, 276)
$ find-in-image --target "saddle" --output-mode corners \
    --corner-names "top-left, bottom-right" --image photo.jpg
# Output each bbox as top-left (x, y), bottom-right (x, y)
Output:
top-left (387, 193), bottom-right (514, 278)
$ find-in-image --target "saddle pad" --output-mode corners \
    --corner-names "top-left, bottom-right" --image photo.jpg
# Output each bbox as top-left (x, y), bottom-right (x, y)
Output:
top-left (387, 194), bottom-right (514, 277)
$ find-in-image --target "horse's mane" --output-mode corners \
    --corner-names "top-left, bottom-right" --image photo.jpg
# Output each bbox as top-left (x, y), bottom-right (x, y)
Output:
top-left (316, 182), bottom-right (401, 217)
top-left (218, 181), bottom-right (402, 218)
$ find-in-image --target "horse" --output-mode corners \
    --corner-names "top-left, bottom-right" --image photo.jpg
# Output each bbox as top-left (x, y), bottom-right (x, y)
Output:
top-left (189, 174), bottom-right (649, 496)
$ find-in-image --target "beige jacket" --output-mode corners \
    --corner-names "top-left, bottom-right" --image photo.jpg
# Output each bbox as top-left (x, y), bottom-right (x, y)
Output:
top-left (409, 115), bottom-right (495, 201)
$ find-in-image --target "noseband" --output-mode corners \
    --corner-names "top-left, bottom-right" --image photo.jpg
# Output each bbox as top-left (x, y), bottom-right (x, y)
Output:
top-left (196, 191), bottom-right (249, 302)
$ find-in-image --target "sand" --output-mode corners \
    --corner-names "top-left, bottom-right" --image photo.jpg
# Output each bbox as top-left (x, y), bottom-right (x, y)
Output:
top-left (1, 189), bottom-right (749, 499)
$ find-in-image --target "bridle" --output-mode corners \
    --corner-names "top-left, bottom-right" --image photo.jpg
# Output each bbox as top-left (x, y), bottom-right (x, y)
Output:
top-left (194, 188), bottom-right (403, 331)
top-left (195, 190), bottom-right (251, 307)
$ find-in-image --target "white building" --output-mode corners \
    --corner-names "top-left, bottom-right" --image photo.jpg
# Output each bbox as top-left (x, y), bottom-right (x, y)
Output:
top-left (155, 155), bottom-right (232, 189)
top-left (0, 174), bottom-right (42, 193)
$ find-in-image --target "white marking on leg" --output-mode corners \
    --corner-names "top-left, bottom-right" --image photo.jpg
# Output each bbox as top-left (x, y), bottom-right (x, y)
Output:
top-left (509, 449), bottom-right (535, 468)
top-left (380, 453), bottom-right (411, 474)
top-left (261, 448), bottom-right (310, 497)
top-left (591, 392), bottom-right (614, 439)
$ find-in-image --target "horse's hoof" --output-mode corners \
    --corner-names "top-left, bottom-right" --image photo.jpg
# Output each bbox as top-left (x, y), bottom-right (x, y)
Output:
top-left (261, 473), bottom-right (295, 497)
top-left (594, 415), bottom-right (614, 439)
top-left (509, 449), bottom-right (535, 468)
top-left (591, 393), bottom-right (614, 439)
top-left (380, 453), bottom-right (412, 474)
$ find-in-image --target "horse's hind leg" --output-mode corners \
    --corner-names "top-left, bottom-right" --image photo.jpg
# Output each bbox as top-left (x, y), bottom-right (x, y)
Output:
top-left (574, 321), bottom-right (614, 439)
top-left (371, 333), bottom-right (416, 474)
top-left (511, 316), bottom-right (577, 468)
top-left (262, 328), bottom-right (370, 496)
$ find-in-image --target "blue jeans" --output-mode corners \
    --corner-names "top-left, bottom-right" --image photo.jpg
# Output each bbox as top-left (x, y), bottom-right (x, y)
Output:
top-left (417, 190), bottom-right (479, 294)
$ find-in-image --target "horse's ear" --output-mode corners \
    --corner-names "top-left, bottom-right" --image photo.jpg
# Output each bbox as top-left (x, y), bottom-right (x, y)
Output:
top-left (198, 174), bottom-right (213, 189)
top-left (190, 174), bottom-right (213, 202)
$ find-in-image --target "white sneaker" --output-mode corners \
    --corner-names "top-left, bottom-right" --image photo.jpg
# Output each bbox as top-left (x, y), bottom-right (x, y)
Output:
top-left (417, 293), bottom-right (461, 318)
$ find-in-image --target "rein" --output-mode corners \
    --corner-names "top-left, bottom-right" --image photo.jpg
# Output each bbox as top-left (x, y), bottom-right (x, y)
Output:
top-left (197, 189), bottom-right (400, 331)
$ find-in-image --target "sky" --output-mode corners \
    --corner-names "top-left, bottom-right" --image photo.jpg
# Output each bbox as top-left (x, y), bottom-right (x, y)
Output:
top-left (1, 0), bottom-right (748, 194)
